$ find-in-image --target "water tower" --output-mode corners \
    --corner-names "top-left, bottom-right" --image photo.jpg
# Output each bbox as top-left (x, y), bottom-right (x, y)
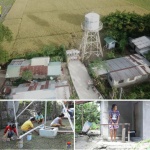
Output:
top-left (80, 12), bottom-right (103, 60)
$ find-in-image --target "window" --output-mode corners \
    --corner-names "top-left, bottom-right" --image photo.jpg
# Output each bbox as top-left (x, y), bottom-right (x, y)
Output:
top-left (109, 76), bottom-right (112, 81)
top-left (129, 77), bottom-right (134, 81)
top-left (118, 80), bottom-right (124, 83)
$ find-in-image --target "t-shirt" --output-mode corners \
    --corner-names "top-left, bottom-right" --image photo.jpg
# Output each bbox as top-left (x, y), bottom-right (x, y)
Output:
top-left (109, 110), bottom-right (120, 123)
top-left (50, 117), bottom-right (60, 126)
top-left (35, 114), bottom-right (44, 121)
top-left (21, 120), bottom-right (34, 131)
top-left (4, 125), bottom-right (17, 134)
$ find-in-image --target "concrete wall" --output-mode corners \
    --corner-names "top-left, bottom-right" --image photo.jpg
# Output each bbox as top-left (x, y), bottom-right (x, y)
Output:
top-left (100, 101), bottom-right (150, 140)
top-left (108, 74), bottom-right (149, 88)
top-left (132, 101), bottom-right (143, 138)
top-left (143, 101), bottom-right (150, 140)
top-left (100, 101), bottom-right (109, 139)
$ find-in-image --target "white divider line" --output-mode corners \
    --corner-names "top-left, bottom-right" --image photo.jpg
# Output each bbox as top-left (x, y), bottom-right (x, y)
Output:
top-left (19, 124), bottom-right (43, 139)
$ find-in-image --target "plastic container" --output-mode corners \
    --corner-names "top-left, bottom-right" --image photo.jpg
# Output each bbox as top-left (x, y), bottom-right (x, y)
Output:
top-left (27, 133), bottom-right (32, 141)
top-left (17, 138), bottom-right (23, 148)
top-left (66, 142), bottom-right (72, 149)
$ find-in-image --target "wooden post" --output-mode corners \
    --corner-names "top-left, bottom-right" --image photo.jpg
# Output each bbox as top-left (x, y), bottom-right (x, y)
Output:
top-left (81, 105), bottom-right (84, 128)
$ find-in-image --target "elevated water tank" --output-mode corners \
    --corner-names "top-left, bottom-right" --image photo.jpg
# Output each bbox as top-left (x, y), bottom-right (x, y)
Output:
top-left (84, 12), bottom-right (100, 31)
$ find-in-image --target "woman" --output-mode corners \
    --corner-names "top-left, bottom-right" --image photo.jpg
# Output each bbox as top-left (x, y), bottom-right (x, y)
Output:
top-left (3, 124), bottom-right (18, 141)
top-left (109, 104), bottom-right (120, 142)
top-left (50, 113), bottom-right (65, 127)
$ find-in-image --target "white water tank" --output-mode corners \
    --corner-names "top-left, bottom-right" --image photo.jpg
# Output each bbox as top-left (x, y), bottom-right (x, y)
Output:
top-left (84, 12), bottom-right (100, 31)
top-left (39, 127), bottom-right (58, 138)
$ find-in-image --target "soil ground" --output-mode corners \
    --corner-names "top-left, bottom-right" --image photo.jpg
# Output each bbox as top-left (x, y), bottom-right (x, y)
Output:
top-left (0, 119), bottom-right (74, 149)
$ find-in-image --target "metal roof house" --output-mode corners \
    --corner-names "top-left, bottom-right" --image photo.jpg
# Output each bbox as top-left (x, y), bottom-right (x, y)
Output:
top-left (48, 62), bottom-right (61, 76)
top-left (94, 54), bottom-right (150, 88)
top-left (104, 37), bottom-right (117, 49)
top-left (10, 80), bottom-right (70, 99)
top-left (5, 57), bottom-right (62, 79)
top-left (129, 36), bottom-right (150, 55)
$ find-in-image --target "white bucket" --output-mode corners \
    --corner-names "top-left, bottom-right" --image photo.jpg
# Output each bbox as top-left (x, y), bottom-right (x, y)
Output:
top-left (17, 138), bottom-right (23, 149)
top-left (27, 133), bottom-right (32, 141)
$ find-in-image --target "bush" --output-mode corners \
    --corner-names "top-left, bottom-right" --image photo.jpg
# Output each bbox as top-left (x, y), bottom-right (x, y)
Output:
top-left (106, 51), bottom-right (115, 60)
top-left (126, 82), bottom-right (150, 99)
top-left (102, 11), bottom-right (150, 54)
top-left (22, 70), bottom-right (33, 81)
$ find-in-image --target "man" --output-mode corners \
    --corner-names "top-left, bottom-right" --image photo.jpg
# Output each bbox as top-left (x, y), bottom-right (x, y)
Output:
top-left (35, 112), bottom-right (44, 124)
top-left (21, 117), bottom-right (39, 134)
top-left (3, 124), bottom-right (18, 141)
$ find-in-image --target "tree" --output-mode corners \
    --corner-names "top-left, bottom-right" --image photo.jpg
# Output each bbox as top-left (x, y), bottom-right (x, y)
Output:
top-left (0, 46), bottom-right (9, 64)
top-left (0, 23), bottom-right (13, 64)
top-left (0, 23), bottom-right (13, 43)
top-left (75, 102), bottom-right (100, 132)
top-left (22, 70), bottom-right (33, 81)
top-left (102, 11), bottom-right (147, 53)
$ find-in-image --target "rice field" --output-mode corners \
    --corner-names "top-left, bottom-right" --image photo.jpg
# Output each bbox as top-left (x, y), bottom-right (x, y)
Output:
top-left (2, 0), bottom-right (150, 57)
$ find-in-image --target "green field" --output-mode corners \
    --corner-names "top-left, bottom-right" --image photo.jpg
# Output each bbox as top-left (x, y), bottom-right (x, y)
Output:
top-left (0, 0), bottom-right (15, 22)
top-left (126, 0), bottom-right (150, 11)
top-left (2, 0), bottom-right (150, 58)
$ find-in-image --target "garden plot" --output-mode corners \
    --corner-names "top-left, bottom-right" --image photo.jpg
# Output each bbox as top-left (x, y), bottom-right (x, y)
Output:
top-left (0, 119), bottom-right (74, 149)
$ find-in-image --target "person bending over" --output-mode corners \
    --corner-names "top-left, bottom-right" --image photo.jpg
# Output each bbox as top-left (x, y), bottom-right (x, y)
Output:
top-left (50, 113), bottom-right (65, 127)
top-left (109, 104), bottom-right (120, 142)
top-left (3, 124), bottom-right (18, 141)
top-left (35, 112), bottom-right (44, 124)
top-left (21, 117), bottom-right (39, 134)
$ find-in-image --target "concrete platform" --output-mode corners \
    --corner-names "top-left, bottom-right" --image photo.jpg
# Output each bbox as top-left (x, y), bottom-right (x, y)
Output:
top-left (75, 135), bottom-right (150, 150)
top-left (68, 60), bottom-right (102, 99)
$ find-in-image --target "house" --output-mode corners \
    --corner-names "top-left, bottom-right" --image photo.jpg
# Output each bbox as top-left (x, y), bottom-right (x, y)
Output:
top-left (5, 57), bottom-right (62, 79)
top-left (66, 49), bottom-right (80, 61)
top-left (93, 54), bottom-right (150, 88)
top-left (129, 36), bottom-right (150, 55)
top-left (104, 37), bottom-right (117, 49)
top-left (10, 80), bottom-right (70, 99)
top-left (101, 101), bottom-right (150, 140)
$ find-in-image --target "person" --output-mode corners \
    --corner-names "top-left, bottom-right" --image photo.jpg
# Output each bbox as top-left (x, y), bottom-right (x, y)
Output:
top-left (50, 113), bottom-right (65, 127)
top-left (35, 112), bottom-right (44, 124)
top-left (109, 104), bottom-right (120, 142)
top-left (3, 124), bottom-right (18, 141)
top-left (67, 107), bottom-right (74, 118)
top-left (21, 117), bottom-right (39, 134)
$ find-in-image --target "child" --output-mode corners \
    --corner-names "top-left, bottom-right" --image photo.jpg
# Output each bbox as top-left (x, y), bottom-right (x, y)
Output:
top-left (35, 112), bottom-right (44, 124)
top-left (3, 124), bottom-right (18, 141)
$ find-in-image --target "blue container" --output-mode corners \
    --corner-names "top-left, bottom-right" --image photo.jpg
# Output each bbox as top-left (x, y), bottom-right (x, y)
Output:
top-left (27, 133), bottom-right (32, 141)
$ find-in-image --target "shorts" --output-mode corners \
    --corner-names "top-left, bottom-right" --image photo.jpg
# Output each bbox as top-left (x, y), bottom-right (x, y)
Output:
top-left (109, 124), bottom-right (119, 129)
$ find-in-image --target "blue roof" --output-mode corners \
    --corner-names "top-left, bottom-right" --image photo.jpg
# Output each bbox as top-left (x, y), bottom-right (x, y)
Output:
top-left (48, 62), bottom-right (61, 76)
top-left (104, 37), bottom-right (116, 44)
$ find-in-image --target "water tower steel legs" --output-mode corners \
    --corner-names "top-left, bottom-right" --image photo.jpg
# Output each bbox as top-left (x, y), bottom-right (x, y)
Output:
top-left (80, 30), bottom-right (103, 60)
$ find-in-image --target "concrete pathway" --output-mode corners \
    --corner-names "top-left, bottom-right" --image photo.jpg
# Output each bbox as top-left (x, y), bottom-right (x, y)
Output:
top-left (75, 136), bottom-right (149, 150)
top-left (68, 60), bottom-right (103, 99)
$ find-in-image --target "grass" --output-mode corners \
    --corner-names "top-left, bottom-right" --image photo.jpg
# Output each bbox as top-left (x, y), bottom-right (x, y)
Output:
top-left (0, 0), bottom-right (16, 22)
top-left (125, 0), bottom-right (150, 11)
top-left (1, 0), bottom-right (150, 58)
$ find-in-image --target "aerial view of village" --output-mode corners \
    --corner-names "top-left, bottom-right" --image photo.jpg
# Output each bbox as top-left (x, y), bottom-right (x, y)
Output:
top-left (0, 0), bottom-right (149, 99)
